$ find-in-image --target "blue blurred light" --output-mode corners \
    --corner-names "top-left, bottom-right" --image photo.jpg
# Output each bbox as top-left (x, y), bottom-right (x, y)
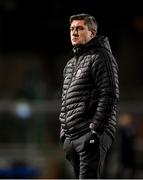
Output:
top-left (15, 103), bottom-right (31, 119)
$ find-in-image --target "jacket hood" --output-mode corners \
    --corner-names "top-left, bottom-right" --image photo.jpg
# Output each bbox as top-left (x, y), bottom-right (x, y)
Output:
top-left (72, 35), bottom-right (112, 56)
top-left (94, 35), bottom-right (112, 53)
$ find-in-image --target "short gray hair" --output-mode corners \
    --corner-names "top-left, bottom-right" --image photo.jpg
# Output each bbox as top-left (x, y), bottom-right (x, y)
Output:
top-left (69, 13), bottom-right (98, 33)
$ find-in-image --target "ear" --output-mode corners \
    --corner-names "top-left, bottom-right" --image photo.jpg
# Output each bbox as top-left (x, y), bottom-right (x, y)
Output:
top-left (90, 30), bottom-right (96, 38)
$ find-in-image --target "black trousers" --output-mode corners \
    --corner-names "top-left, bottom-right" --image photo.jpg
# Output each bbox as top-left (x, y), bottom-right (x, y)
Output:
top-left (63, 131), bottom-right (112, 179)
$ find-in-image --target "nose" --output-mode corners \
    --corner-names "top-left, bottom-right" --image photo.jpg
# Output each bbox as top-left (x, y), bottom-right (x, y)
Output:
top-left (72, 29), bottom-right (78, 36)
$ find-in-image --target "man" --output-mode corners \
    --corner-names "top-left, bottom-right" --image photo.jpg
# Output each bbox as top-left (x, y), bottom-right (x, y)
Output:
top-left (59, 13), bottom-right (119, 179)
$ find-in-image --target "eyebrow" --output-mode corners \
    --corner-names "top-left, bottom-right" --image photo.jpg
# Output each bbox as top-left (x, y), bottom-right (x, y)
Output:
top-left (70, 25), bottom-right (84, 29)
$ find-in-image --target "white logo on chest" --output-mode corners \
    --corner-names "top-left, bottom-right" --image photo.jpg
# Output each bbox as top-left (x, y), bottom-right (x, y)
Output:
top-left (76, 69), bottom-right (82, 78)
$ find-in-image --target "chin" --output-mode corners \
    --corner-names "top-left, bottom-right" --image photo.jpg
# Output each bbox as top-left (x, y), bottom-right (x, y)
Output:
top-left (72, 42), bottom-right (77, 46)
top-left (72, 42), bottom-right (81, 46)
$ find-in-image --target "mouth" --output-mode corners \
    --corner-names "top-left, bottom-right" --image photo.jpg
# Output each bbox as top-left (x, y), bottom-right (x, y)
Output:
top-left (72, 37), bottom-right (78, 42)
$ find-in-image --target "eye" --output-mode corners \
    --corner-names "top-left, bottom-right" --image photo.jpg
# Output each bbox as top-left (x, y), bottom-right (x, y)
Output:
top-left (70, 27), bottom-right (74, 31)
top-left (78, 26), bottom-right (84, 31)
top-left (70, 26), bottom-right (84, 32)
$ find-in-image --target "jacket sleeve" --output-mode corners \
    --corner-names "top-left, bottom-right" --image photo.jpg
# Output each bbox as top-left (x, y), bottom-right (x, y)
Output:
top-left (59, 66), bottom-right (67, 143)
top-left (90, 50), bottom-right (119, 135)
top-left (60, 126), bottom-right (66, 143)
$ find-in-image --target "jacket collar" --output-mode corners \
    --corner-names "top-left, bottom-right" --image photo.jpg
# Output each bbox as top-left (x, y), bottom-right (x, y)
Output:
top-left (72, 35), bottom-right (112, 57)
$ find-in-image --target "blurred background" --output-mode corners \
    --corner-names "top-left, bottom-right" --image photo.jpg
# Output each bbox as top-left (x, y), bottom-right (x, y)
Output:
top-left (0, 0), bottom-right (143, 178)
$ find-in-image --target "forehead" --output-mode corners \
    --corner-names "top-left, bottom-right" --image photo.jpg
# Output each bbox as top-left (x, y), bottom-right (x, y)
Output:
top-left (70, 20), bottom-right (86, 27)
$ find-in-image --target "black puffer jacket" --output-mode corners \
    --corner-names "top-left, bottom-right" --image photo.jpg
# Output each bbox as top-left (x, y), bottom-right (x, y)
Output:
top-left (59, 35), bottom-right (119, 141)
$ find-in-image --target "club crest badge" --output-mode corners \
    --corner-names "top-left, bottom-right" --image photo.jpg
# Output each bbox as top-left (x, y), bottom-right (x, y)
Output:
top-left (76, 69), bottom-right (82, 78)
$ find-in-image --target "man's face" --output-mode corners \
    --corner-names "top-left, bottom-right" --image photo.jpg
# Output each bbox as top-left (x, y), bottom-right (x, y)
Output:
top-left (70, 20), bottom-right (93, 46)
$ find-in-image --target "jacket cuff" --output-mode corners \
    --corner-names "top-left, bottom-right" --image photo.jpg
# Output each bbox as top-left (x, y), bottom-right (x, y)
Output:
top-left (89, 121), bottom-right (104, 135)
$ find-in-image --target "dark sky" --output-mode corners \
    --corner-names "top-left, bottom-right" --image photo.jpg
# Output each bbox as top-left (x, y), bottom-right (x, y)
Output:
top-left (1, 0), bottom-right (142, 54)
